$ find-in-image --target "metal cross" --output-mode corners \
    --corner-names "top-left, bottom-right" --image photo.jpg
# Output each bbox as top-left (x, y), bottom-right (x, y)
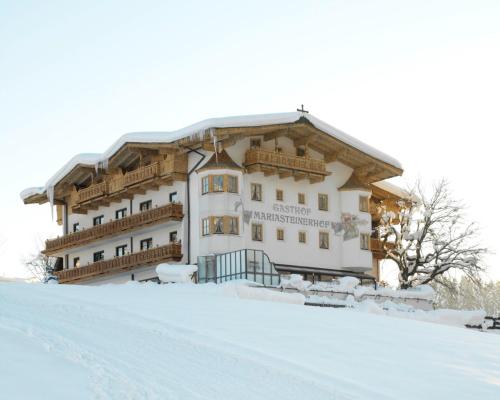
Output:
top-left (296, 104), bottom-right (309, 113)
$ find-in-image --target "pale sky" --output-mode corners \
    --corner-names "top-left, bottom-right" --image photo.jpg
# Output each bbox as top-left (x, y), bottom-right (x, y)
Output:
top-left (1, 0), bottom-right (499, 280)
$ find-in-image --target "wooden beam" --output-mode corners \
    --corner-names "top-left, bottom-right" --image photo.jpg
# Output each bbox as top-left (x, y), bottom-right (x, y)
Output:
top-left (278, 169), bottom-right (293, 179)
top-left (293, 134), bottom-right (314, 147)
top-left (354, 164), bottom-right (376, 177)
top-left (262, 166), bottom-right (278, 176)
top-left (293, 171), bottom-right (307, 181)
top-left (263, 129), bottom-right (290, 142)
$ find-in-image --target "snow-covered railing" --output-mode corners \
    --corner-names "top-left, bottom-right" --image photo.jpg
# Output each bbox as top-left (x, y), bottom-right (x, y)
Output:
top-left (54, 243), bottom-right (182, 284)
top-left (279, 275), bottom-right (435, 311)
top-left (44, 203), bottom-right (183, 254)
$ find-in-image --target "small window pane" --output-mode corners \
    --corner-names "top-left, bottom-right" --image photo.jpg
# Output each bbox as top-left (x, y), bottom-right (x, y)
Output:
top-left (318, 194), bottom-right (328, 211)
top-left (252, 224), bottom-right (263, 241)
top-left (298, 193), bottom-right (305, 205)
top-left (251, 183), bottom-right (262, 201)
top-left (299, 231), bottom-right (306, 243)
top-left (227, 176), bottom-right (238, 193)
top-left (202, 218), bottom-right (210, 236)
top-left (276, 189), bottom-right (283, 201)
top-left (277, 228), bottom-right (284, 241)
top-left (214, 217), bottom-right (224, 234)
top-left (202, 176), bottom-right (209, 194)
top-left (319, 232), bottom-right (329, 249)
top-left (213, 175), bottom-right (224, 192)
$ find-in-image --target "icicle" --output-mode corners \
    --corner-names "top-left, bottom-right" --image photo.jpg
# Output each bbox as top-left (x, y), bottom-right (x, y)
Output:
top-left (47, 184), bottom-right (55, 220)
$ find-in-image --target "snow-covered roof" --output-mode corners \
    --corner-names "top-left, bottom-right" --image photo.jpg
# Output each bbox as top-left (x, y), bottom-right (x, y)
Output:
top-left (21, 112), bottom-right (402, 201)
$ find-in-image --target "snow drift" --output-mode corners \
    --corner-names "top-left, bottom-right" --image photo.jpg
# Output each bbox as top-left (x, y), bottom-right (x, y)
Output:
top-left (1, 282), bottom-right (499, 400)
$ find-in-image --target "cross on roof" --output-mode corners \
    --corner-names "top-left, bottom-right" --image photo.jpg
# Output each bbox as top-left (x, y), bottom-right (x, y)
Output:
top-left (296, 104), bottom-right (309, 113)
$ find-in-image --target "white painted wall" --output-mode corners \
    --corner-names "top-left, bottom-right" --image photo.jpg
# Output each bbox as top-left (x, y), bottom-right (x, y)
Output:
top-left (56, 136), bottom-right (376, 283)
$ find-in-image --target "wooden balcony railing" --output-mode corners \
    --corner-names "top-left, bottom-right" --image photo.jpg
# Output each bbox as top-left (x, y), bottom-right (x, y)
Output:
top-left (45, 203), bottom-right (183, 254)
top-left (54, 243), bottom-right (182, 284)
top-left (74, 155), bottom-right (187, 208)
top-left (124, 162), bottom-right (159, 187)
top-left (77, 181), bottom-right (108, 203)
top-left (244, 149), bottom-right (328, 178)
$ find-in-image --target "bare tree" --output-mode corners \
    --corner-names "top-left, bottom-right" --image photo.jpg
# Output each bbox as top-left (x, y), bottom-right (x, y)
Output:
top-left (376, 179), bottom-right (487, 289)
top-left (24, 239), bottom-right (59, 283)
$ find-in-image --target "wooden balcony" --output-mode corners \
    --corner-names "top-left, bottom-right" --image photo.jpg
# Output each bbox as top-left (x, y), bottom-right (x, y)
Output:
top-left (123, 162), bottom-right (159, 187)
top-left (371, 238), bottom-right (395, 260)
top-left (54, 243), bottom-right (182, 284)
top-left (77, 181), bottom-right (108, 203)
top-left (244, 149), bottom-right (329, 183)
top-left (73, 154), bottom-right (187, 213)
top-left (44, 203), bottom-right (183, 255)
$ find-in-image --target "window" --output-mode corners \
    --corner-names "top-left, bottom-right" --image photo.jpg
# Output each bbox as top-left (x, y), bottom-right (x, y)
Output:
top-left (298, 231), bottom-right (307, 243)
top-left (360, 234), bottom-right (370, 250)
top-left (298, 193), bottom-right (305, 205)
top-left (115, 245), bottom-right (127, 257)
top-left (202, 218), bottom-right (210, 236)
top-left (227, 175), bottom-right (238, 193)
top-left (276, 189), bottom-right (283, 201)
top-left (359, 196), bottom-right (369, 212)
top-left (318, 194), bottom-right (328, 211)
top-left (319, 232), bottom-right (329, 249)
top-left (169, 231), bottom-right (177, 242)
top-left (169, 192), bottom-right (178, 203)
top-left (275, 147), bottom-right (283, 153)
top-left (228, 217), bottom-right (239, 234)
top-left (202, 176), bottom-right (210, 194)
top-left (250, 138), bottom-right (261, 148)
top-left (115, 208), bottom-right (127, 219)
top-left (93, 215), bottom-right (104, 226)
top-left (73, 223), bottom-right (80, 233)
top-left (251, 183), bottom-right (262, 201)
top-left (140, 200), bottom-right (152, 212)
top-left (140, 238), bottom-right (153, 251)
top-left (212, 175), bottom-right (224, 192)
top-left (296, 147), bottom-right (306, 157)
top-left (252, 223), bottom-right (263, 241)
top-left (73, 257), bottom-right (80, 268)
top-left (213, 217), bottom-right (224, 234)
top-left (93, 251), bottom-right (104, 262)
top-left (277, 228), bottom-right (284, 241)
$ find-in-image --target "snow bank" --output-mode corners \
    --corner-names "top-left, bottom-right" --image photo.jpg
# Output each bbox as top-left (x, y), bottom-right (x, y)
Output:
top-left (156, 264), bottom-right (197, 283)
top-left (354, 284), bottom-right (435, 301)
top-left (226, 281), bottom-right (305, 305)
top-left (279, 274), bottom-right (312, 291)
top-left (1, 283), bottom-right (499, 400)
top-left (21, 112), bottom-right (402, 201)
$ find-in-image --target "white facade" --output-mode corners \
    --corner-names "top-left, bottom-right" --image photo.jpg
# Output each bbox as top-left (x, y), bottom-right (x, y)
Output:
top-left (53, 134), bottom-right (376, 284)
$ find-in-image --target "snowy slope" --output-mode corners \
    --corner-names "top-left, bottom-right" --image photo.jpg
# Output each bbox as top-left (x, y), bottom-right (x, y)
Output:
top-left (1, 282), bottom-right (499, 400)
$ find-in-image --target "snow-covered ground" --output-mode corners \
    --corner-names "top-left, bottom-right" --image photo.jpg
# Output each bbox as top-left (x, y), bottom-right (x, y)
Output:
top-left (1, 282), bottom-right (499, 400)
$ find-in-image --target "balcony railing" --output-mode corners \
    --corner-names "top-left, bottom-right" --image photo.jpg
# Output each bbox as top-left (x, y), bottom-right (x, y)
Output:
top-left (74, 155), bottom-right (187, 208)
top-left (45, 203), bottom-right (183, 254)
top-left (77, 181), bottom-right (108, 203)
top-left (54, 243), bottom-right (182, 284)
top-left (244, 149), bottom-right (328, 176)
top-left (124, 162), bottom-right (159, 187)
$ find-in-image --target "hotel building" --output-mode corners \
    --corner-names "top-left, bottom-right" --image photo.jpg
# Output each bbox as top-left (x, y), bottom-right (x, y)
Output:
top-left (21, 112), bottom-right (403, 285)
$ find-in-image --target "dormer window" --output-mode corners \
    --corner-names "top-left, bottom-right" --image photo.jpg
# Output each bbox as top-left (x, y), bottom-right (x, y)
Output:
top-left (296, 147), bottom-right (306, 157)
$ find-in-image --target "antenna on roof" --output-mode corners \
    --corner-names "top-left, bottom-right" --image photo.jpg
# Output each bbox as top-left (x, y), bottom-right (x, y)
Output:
top-left (296, 104), bottom-right (309, 113)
